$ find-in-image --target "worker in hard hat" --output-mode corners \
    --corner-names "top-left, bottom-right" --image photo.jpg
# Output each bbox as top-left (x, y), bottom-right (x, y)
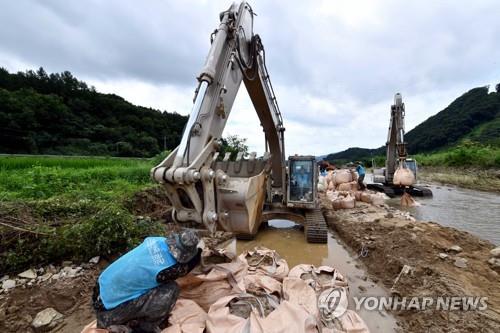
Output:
top-left (356, 162), bottom-right (366, 191)
top-left (92, 230), bottom-right (201, 332)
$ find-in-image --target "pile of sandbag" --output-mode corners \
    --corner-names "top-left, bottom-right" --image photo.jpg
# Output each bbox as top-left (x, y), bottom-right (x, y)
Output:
top-left (81, 246), bottom-right (370, 333)
top-left (393, 165), bottom-right (415, 186)
top-left (320, 169), bottom-right (359, 193)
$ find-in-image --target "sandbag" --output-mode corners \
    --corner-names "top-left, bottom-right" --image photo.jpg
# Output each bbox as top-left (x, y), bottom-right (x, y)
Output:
top-left (162, 299), bottom-right (207, 333)
top-left (353, 191), bottom-right (362, 201)
top-left (244, 274), bottom-right (282, 297)
top-left (351, 170), bottom-right (359, 182)
top-left (400, 192), bottom-right (420, 207)
top-left (206, 295), bottom-right (318, 333)
top-left (334, 170), bottom-right (352, 185)
top-left (238, 247), bottom-right (289, 281)
top-left (336, 183), bottom-right (352, 192)
top-left (282, 277), bottom-right (318, 318)
top-left (318, 175), bottom-right (327, 192)
top-left (393, 166), bottom-right (415, 186)
top-left (288, 265), bottom-right (348, 293)
top-left (360, 192), bottom-right (372, 203)
top-left (321, 310), bottom-right (370, 333)
top-left (332, 194), bottom-right (355, 210)
top-left (326, 190), bottom-right (338, 202)
top-left (177, 258), bottom-right (247, 311)
top-left (370, 193), bottom-right (386, 206)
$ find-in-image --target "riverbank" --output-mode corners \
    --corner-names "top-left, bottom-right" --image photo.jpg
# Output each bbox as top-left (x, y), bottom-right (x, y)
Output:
top-left (321, 195), bottom-right (500, 332)
top-left (419, 166), bottom-right (500, 192)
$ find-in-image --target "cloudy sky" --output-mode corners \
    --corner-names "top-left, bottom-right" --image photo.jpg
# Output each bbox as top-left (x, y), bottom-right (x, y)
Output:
top-left (1, 0), bottom-right (499, 156)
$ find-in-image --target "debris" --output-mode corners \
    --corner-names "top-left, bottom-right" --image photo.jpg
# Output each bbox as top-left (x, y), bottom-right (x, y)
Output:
top-left (89, 256), bottom-right (100, 264)
top-left (0, 275), bottom-right (9, 282)
top-left (449, 245), bottom-right (463, 253)
top-left (61, 266), bottom-right (82, 278)
top-left (487, 258), bottom-right (500, 269)
top-left (454, 257), bottom-right (468, 268)
top-left (37, 273), bottom-right (53, 283)
top-left (32, 307), bottom-right (63, 329)
top-left (490, 247), bottom-right (500, 258)
top-left (438, 253), bottom-right (448, 260)
top-left (2, 279), bottom-right (16, 291)
top-left (18, 269), bottom-right (37, 279)
top-left (390, 264), bottom-right (412, 294)
top-left (62, 260), bottom-right (73, 267)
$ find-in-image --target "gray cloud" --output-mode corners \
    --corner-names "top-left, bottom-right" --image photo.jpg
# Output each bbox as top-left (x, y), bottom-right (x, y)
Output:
top-left (1, 0), bottom-right (499, 154)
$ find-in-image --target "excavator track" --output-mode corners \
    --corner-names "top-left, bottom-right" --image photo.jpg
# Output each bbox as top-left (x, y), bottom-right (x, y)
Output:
top-left (305, 209), bottom-right (328, 243)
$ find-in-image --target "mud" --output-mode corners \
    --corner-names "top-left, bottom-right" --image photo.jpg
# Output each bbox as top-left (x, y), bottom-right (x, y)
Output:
top-left (126, 186), bottom-right (173, 221)
top-left (321, 195), bottom-right (500, 332)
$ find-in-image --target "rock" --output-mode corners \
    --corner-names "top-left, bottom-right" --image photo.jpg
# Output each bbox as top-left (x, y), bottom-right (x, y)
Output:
top-left (38, 272), bottom-right (53, 282)
top-left (89, 256), bottom-right (100, 264)
top-left (384, 213), bottom-right (394, 218)
top-left (488, 258), bottom-right (500, 268)
top-left (51, 273), bottom-right (60, 280)
top-left (490, 247), bottom-right (500, 258)
top-left (2, 279), bottom-right (16, 291)
top-left (454, 257), bottom-right (468, 268)
top-left (438, 253), bottom-right (448, 259)
top-left (18, 269), bottom-right (37, 279)
top-left (62, 266), bottom-right (82, 278)
top-left (449, 245), bottom-right (462, 253)
top-left (32, 308), bottom-right (63, 329)
top-left (62, 261), bottom-right (73, 267)
top-left (47, 264), bottom-right (58, 274)
top-left (0, 275), bottom-right (9, 282)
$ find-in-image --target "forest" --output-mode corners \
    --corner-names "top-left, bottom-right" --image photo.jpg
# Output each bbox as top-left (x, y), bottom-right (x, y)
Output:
top-left (0, 67), bottom-right (187, 157)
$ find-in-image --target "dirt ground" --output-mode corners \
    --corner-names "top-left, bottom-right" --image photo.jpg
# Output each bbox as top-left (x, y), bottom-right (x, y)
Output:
top-left (0, 264), bottom-right (101, 332)
top-left (320, 195), bottom-right (500, 332)
top-left (2, 190), bottom-right (499, 332)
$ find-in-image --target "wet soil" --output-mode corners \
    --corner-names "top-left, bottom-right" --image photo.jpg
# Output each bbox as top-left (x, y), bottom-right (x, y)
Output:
top-left (321, 195), bottom-right (500, 332)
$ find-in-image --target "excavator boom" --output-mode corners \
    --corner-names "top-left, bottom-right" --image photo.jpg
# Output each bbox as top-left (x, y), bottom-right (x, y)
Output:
top-left (151, 2), bottom-right (287, 236)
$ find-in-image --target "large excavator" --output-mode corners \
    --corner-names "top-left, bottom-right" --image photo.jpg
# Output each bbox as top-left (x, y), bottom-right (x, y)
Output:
top-left (151, 2), bottom-right (328, 243)
top-left (368, 93), bottom-right (433, 197)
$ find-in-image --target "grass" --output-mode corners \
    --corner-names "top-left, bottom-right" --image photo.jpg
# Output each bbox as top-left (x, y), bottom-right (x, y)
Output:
top-left (0, 154), bottom-right (170, 273)
top-left (418, 167), bottom-right (500, 192)
top-left (413, 142), bottom-right (500, 168)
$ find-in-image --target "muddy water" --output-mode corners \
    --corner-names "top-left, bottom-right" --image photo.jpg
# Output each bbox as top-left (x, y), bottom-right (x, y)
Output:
top-left (386, 184), bottom-right (500, 245)
top-left (237, 221), bottom-right (398, 333)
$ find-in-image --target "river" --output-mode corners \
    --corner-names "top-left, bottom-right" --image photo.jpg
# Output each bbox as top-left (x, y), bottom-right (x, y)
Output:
top-left (386, 184), bottom-right (500, 245)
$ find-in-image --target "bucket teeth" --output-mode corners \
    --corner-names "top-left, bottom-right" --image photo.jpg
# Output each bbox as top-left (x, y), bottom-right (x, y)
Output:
top-left (305, 209), bottom-right (328, 243)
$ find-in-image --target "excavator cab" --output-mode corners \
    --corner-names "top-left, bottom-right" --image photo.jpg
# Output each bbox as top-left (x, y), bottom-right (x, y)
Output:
top-left (287, 156), bottom-right (317, 209)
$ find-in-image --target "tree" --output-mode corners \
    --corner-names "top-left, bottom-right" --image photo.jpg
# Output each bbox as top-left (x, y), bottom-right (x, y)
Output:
top-left (219, 135), bottom-right (249, 161)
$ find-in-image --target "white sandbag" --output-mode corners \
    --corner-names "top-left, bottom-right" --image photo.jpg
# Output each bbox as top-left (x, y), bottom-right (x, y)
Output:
top-left (176, 259), bottom-right (248, 312)
top-left (162, 299), bottom-right (208, 333)
top-left (370, 193), bottom-right (386, 206)
top-left (393, 166), bottom-right (415, 186)
top-left (400, 192), bottom-right (420, 207)
top-left (360, 192), bottom-right (372, 203)
top-left (334, 170), bottom-right (352, 185)
top-left (326, 190), bottom-right (338, 202)
top-left (326, 170), bottom-right (335, 189)
top-left (282, 277), bottom-right (318, 318)
top-left (336, 182), bottom-right (352, 192)
top-left (238, 247), bottom-right (289, 281)
top-left (288, 265), bottom-right (349, 293)
top-left (351, 170), bottom-right (359, 182)
top-left (321, 310), bottom-right (370, 333)
top-left (206, 294), bottom-right (318, 333)
top-left (318, 175), bottom-right (327, 192)
top-left (341, 195), bottom-right (356, 209)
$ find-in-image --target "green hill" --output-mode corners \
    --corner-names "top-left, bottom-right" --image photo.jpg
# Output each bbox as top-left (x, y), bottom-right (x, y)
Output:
top-left (0, 67), bottom-right (187, 157)
top-left (325, 85), bottom-right (500, 164)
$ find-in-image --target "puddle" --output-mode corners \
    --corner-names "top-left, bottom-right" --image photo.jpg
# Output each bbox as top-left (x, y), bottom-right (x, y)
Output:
top-left (236, 220), bottom-right (398, 333)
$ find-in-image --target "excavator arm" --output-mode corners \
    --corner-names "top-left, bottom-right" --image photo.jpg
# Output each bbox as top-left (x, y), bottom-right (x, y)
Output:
top-left (151, 2), bottom-right (285, 235)
top-left (385, 93), bottom-right (408, 183)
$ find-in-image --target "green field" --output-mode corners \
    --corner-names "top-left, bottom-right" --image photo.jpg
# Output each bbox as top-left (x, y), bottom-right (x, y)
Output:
top-left (0, 154), bottom-right (168, 273)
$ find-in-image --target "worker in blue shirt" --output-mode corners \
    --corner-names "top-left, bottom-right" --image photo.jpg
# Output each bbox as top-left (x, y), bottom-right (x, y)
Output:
top-left (356, 162), bottom-right (366, 191)
top-left (92, 230), bottom-right (201, 332)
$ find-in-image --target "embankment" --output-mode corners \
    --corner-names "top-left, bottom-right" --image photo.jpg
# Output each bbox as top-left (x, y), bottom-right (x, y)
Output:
top-left (419, 167), bottom-right (500, 192)
top-left (321, 195), bottom-right (500, 332)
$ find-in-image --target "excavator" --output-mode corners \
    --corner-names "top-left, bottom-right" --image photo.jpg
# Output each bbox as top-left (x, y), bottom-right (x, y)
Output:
top-left (368, 93), bottom-right (433, 197)
top-left (151, 2), bottom-right (328, 243)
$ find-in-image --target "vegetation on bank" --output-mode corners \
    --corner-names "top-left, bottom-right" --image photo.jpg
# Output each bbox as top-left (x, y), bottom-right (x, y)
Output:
top-left (0, 155), bottom-right (169, 273)
top-left (0, 67), bottom-right (187, 157)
